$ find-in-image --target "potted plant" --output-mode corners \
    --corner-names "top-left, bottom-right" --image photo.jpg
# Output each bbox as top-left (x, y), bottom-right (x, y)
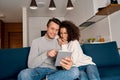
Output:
top-left (87, 38), bottom-right (96, 43)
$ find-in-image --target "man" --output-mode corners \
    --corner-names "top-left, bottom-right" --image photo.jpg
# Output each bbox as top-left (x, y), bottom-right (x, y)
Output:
top-left (18, 18), bottom-right (79, 80)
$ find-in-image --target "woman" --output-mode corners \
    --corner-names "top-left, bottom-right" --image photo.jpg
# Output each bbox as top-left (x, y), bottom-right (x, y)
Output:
top-left (58, 20), bottom-right (100, 80)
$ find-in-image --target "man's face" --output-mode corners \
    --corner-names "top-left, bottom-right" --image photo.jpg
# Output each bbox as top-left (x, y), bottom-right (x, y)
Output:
top-left (46, 21), bottom-right (59, 39)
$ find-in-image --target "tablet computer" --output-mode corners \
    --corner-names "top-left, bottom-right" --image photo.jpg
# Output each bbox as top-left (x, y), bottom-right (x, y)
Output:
top-left (55, 51), bottom-right (72, 66)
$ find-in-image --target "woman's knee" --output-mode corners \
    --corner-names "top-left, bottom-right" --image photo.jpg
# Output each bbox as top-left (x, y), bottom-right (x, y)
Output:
top-left (69, 67), bottom-right (79, 79)
top-left (86, 65), bottom-right (99, 74)
top-left (86, 65), bottom-right (100, 80)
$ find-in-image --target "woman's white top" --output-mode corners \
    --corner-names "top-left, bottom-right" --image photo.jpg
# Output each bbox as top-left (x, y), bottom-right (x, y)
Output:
top-left (61, 40), bottom-right (95, 67)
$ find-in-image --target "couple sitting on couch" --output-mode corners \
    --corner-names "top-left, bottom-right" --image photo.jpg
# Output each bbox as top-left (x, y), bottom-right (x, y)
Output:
top-left (18, 18), bottom-right (100, 80)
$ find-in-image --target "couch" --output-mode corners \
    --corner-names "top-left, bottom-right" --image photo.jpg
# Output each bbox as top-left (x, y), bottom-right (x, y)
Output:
top-left (0, 41), bottom-right (120, 80)
top-left (0, 47), bottom-right (30, 80)
top-left (81, 41), bottom-right (120, 80)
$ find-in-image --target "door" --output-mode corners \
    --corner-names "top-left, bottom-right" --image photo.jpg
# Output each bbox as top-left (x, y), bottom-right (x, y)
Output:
top-left (8, 32), bottom-right (22, 48)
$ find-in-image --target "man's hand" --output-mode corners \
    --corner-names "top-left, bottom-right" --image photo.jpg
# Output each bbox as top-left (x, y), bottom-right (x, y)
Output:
top-left (60, 57), bottom-right (73, 70)
top-left (47, 49), bottom-right (58, 58)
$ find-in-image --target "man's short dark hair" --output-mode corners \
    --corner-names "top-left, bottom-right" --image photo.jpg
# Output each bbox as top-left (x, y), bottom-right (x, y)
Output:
top-left (47, 18), bottom-right (61, 27)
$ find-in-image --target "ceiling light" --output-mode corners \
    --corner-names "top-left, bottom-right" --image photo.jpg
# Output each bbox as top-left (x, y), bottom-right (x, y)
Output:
top-left (49, 0), bottom-right (56, 10)
top-left (66, 0), bottom-right (74, 10)
top-left (0, 14), bottom-right (5, 18)
top-left (30, 0), bottom-right (38, 10)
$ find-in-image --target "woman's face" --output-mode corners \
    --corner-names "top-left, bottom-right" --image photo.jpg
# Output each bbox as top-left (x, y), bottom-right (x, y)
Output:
top-left (60, 28), bottom-right (68, 41)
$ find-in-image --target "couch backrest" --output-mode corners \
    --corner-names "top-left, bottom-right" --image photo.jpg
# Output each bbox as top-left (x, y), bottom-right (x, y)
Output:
top-left (81, 41), bottom-right (120, 67)
top-left (0, 47), bottom-right (30, 80)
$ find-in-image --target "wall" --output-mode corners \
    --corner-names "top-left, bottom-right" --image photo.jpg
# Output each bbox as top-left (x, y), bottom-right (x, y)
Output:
top-left (65, 0), bottom-right (120, 27)
top-left (92, 0), bottom-right (110, 14)
top-left (109, 10), bottom-right (120, 48)
top-left (65, 0), bottom-right (95, 26)
top-left (28, 17), bottom-right (64, 46)
top-left (93, 0), bottom-right (120, 14)
top-left (80, 10), bottom-right (120, 48)
top-left (80, 17), bottom-right (110, 43)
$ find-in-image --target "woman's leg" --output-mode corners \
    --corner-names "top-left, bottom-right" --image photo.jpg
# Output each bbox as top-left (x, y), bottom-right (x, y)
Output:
top-left (17, 67), bottom-right (56, 80)
top-left (46, 67), bottom-right (79, 80)
top-left (86, 65), bottom-right (100, 80)
top-left (79, 70), bottom-right (88, 80)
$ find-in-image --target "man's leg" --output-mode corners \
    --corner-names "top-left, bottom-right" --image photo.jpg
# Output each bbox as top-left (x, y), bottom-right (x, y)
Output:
top-left (46, 67), bottom-right (79, 80)
top-left (86, 65), bottom-right (100, 80)
top-left (17, 67), bottom-right (56, 80)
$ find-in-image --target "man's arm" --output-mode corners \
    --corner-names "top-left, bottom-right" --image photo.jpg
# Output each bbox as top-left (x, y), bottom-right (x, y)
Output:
top-left (28, 39), bottom-right (58, 68)
top-left (28, 40), bottom-right (48, 68)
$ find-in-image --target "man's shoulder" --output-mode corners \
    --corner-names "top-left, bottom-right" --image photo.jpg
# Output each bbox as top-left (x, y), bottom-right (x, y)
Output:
top-left (33, 36), bottom-right (44, 42)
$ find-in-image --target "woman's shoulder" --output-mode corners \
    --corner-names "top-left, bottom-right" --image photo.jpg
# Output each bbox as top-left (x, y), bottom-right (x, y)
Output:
top-left (70, 40), bottom-right (79, 43)
top-left (69, 40), bottom-right (80, 46)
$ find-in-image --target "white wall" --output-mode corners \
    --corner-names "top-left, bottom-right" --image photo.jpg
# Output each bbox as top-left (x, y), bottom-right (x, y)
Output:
top-left (80, 17), bottom-right (110, 43)
top-left (109, 10), bottom-right (120, 48)
top-left (65, 0), bottom-right (95, 26)
top-left (80, 10), bottom-right (120, 48)
top-left (93, 0), bottom-right (110, 14)
top-left (28, 17), bottom-right (64, 46)
top-left (92, 0), bottom-right (120, 14)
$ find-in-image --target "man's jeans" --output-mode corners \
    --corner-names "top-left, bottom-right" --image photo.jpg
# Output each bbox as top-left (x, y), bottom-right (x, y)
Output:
top-left (79, 64), bottom-right (100, 80)
top-left (18, 67), bottom-right (79, 80)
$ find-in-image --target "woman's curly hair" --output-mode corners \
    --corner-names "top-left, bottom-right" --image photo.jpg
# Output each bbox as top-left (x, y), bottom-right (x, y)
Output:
top-left (58, 20), bottom-right (80, 42)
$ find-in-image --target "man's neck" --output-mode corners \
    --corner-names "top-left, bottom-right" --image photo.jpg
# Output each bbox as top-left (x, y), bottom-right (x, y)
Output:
top-left (45, 34), bottom-right (55, 40)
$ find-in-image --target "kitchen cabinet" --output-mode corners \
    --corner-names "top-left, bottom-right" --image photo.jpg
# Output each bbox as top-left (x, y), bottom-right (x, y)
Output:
top-left (80, 4), bottom-right (120, 28)
top-left (80, 7), bottom-right (120, 48)
top-left (96, 4), bottom-right (120, 15)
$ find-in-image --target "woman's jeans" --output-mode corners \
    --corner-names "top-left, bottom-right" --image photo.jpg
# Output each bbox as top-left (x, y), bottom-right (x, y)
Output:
top-left (17, 66), bottom-right (79, 80)
top-left (78, 64), bottom-right (100, 80)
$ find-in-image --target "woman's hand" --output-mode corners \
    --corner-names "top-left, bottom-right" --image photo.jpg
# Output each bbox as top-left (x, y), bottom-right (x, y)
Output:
top-left (58, 38), bottom-right (68, 46)
top-left (60, 57), bottom-right (73, 70)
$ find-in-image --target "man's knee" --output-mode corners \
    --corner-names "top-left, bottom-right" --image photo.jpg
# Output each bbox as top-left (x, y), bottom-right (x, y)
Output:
top-left (18, 69), bottom-right (33, 80)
